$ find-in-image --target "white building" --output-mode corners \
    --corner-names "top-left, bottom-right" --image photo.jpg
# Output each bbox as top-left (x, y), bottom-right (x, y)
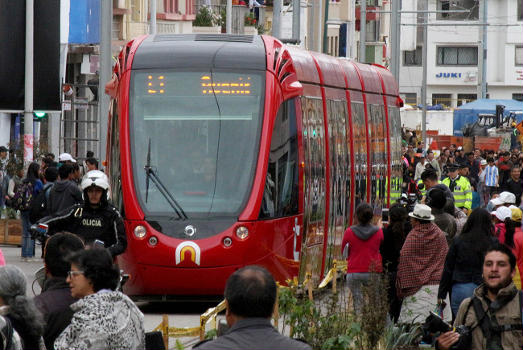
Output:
top-left (399, 0), bottom-right (523, 108)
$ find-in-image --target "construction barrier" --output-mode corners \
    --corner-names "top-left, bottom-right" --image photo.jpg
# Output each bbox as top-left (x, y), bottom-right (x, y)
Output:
top-left (152, 260), bottom-right (348, 348)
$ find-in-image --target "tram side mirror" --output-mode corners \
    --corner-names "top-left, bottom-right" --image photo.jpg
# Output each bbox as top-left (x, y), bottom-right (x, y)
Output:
top-left (105, 76), bottom-right (119, 99)
top-left (282, 80), bottom-right (303, 101)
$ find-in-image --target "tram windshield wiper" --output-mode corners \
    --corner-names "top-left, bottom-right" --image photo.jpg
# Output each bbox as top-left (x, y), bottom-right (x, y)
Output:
top-left (144, 139), bottom-right (188, 220)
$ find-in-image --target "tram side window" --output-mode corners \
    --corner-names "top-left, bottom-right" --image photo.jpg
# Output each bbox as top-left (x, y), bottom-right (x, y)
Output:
top-left (351, 102), bottom-right (367, 207)
top-left (260, 99), bottom-right (299, 219)
top-left (109, 100), bottom-right (123, 213)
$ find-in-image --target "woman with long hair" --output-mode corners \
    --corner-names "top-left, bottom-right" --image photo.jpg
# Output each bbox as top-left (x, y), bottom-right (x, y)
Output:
top-left (438, 208), bottom-right (498, 318)
top-left (0, 265), bottom-right (45, 350)
top-left (380, 203), bottom-right (410, 322)
top-left (19, 162), bottom-right (43, 261)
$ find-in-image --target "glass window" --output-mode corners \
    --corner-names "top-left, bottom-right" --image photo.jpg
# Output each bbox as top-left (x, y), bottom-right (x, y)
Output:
top-left (351, 102), bottom-right (367, 207)
top-left (437, 0), bottom-right (479, 20)
top-left (519, 0), bottom-right (523, 21)
top-left (130, 70), bottom-right (264, 219)
top-left (402, 93), bottom-right (417, 105)
top-left (404, 47), bottom-right (422, 66)
top-left (437, 47), bottom-right (478, 66)
top-left (516, 46), bottom-right (523, 66)
top-left (260, 99), bottom-right (299, 219)
top-left (513, 93), bottom-right (523, 102)
top-left (109, 101), bottom-right (123, 213)
top-left (457, 93), bottom-right (477, 106)
top-left (432, 94), bottom-right (452, 106)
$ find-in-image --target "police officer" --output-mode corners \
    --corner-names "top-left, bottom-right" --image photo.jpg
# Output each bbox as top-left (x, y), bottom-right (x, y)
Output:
top-left (39, 170), bottom-right (126, 257)
top-left (442, 163), bottom-right (472, 214)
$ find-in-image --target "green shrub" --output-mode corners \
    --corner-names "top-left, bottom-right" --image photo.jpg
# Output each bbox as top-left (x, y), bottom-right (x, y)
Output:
top-left (193, 7), bottom-right (220, 27)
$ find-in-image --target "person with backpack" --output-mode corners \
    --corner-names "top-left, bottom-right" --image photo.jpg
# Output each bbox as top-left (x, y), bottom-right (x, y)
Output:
top-left (436, 243), bottom-right (523, 350)
top-left (29, 167), bottom-right (58, 224)
top-left (47, 164), bottom-right (83, 216)
top-left (17, 162), bottom-right (42, 262)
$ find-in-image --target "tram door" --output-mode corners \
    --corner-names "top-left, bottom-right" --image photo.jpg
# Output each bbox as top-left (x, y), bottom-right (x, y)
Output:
top-left (299, 95), bottom-right (327, 285)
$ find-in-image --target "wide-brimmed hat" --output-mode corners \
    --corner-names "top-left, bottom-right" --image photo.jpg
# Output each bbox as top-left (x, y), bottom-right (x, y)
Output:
top-left (491, 191), bottom-right (516, 206)
top-left (408, 204), bottom-right (435, 221)
top-left (491, 206), bottom-right (511, 221)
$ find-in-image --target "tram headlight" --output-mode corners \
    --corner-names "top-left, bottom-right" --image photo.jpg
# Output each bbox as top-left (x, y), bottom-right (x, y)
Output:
top-left (235, 226), bottom-right (249, 240)
top-left (134, 225), bottom-right (147, 239)
top-left (223, 237), bottom-right (233, 247)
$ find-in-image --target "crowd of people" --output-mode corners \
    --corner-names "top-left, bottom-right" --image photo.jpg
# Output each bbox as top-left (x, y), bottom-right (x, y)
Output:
top-left (340, 130), bottom-right (523, 349)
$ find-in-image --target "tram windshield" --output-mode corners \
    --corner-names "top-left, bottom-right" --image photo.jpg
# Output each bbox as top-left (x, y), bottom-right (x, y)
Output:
top-left (130, 70), bottom-right (265, 219)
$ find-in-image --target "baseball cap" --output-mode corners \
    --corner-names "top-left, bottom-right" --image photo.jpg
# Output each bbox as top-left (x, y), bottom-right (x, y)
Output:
top-left (480, 159), bottom-right (487, 165)
top-left (457, 146), bottom-right (463, 151)
top-left (59, 153), bottom-right (76, 163)
top-left (491, 191), bottom-right (516, 206)
top-left (0, 146), bottom-right (7, 153)
top-left (492, 206), bottom-right (511, 221)
top-left (511, 207), bottom-right (522, 222)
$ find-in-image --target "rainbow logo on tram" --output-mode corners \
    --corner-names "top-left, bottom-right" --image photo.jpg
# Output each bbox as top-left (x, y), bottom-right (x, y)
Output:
top-left (175, 241), bottom-right (201, 266)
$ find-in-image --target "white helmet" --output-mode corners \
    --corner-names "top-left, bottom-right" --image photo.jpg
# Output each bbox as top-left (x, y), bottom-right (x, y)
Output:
top-left (81, 170), bottom-right (110, 191)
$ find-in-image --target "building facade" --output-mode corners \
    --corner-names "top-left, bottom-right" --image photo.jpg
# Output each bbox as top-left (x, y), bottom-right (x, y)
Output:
top-left (399, 0), bottom-right (523, 108)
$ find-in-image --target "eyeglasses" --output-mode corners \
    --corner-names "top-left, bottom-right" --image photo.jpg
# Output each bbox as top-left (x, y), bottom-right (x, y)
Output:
top-left (67, 270), bottom-right (84, 278)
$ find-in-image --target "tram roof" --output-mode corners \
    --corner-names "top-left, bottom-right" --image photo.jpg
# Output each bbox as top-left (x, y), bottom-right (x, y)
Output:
top-left (132, 34), bottom-right (267, 71)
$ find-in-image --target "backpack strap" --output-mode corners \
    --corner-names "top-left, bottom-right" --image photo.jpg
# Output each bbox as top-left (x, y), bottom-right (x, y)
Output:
top-left (471, 296), bottom-right (492, 341)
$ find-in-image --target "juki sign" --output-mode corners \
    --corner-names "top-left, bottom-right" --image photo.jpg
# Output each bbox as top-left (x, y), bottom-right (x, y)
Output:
top-left (435, 72), bottom-right (462, 78)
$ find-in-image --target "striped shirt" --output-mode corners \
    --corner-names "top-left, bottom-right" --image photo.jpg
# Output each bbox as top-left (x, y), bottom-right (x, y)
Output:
top-left (484, 165), bottom-right (499, 187)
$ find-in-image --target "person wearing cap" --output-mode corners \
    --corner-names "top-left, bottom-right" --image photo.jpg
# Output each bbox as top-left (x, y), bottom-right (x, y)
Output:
top-left (501, 166), bottom-right (523, 207)
top-left (396, 204), bottom-right (450, 323)
top-left (425, 188), bottom-right (457, 246)
top-left (499, 207), bottom-right (523, 289)
top-left (414, 153), bottom-right (427, 180)
top-left (466, 152), bottom-right (480, 185)
top-left (455, 147), bottom-right (466, 164)
top-left (492, 206), bottom-right (512, 239)
top-left (58, 153), bottom-right (77, 165)
top-left (442, 163), bottom-right (472, 214)
top-left (491, 191), bottom-right (517, 211)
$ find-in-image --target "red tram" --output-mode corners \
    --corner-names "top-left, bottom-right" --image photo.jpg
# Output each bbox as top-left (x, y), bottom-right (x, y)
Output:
top-left (105, 34), bottom-right (403, 298)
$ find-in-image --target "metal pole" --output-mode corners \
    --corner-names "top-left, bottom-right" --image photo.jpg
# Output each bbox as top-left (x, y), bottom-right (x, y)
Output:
top-left (150, 0), bottom-right (157, 34)
top-left (292, 0), bottom-right (300, 42)
top-left (390, 0), bottom-right (399, 80)
top-left (421, 0), bottom-right (428, 150)
top-left (360, 0), bottom-right (366, 62)
top-left (98, 0), bottom-right (112, 162)
top-left (322, 0), bottom-right (329, 54)
top-left (24, 0), bottom-right (34, 164)
top-left (273, 0), bottom-right (282, 38)
top-left (480, 0), bottom-right (487, 98)
top-left (226, 0), bottom-right (232, 34)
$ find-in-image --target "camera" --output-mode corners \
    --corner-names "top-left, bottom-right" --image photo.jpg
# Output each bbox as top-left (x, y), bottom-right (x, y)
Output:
top-left (30, 223), bottom-right (49, 243)
top-left (422, 312), bottom-right (471, 350)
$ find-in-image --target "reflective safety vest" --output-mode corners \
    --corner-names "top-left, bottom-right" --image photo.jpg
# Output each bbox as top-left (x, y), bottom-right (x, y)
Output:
top-left (386, 177), bottom-right (403, 205)
top-left (442, 176), bottom-right (472, 209)
top-left (417, 179), bottom-right (427, 197)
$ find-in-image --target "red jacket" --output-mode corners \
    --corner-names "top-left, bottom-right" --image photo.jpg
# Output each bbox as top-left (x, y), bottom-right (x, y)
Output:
top-left (342, 225), bottom-right (383, 273)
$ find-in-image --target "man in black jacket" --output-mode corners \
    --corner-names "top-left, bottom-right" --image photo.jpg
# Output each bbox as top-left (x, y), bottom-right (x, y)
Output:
top-left (47, 164), bottom-right (83, 215)
top-left (34, 232), bottom-right (84, 350)
top-left (501, 166), bottom-right (523, 206)
top-left (39, 170), bottom-right (127, 257)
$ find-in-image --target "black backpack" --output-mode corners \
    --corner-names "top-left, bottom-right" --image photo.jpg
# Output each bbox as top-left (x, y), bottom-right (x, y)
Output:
top-left (29, 183), bottom-right (53, 223)
top-left (11, 180), bottom-right (34, 212)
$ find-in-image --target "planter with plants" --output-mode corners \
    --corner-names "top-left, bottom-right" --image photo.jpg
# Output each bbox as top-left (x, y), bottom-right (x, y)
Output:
top-left (193, 7), bottom-right (222, 33)
top-left (244, 12), bottom-right (258, 35)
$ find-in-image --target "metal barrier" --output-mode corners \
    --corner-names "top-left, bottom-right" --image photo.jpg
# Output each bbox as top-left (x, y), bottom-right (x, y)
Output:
top-left (151, 260), bottom-right (348, 348)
